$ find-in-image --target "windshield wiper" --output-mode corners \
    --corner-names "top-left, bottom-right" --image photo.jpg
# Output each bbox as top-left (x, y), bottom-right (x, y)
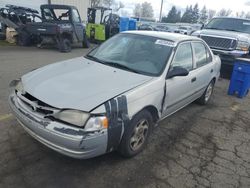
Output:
top-left (222, 29), bottom-right (240, 32)
top-left (105, 62), bottom-right (140, 74)
top-left (204, 27), bottom-right (221, 30)
top-left (85, 55), bottom-right (140, 74)
top-left (85, 54), bottom-right (106, 64)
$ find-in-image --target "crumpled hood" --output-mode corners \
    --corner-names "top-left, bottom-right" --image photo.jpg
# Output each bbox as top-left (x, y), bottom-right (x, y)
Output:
top-left (196, 29), bottom-right (250, 42)
top-left (22, 57), bottom-right (152, 112)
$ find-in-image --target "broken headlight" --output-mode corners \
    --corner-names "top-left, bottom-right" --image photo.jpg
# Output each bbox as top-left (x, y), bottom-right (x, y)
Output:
top-left (53, 110), bottom-right (90, 127)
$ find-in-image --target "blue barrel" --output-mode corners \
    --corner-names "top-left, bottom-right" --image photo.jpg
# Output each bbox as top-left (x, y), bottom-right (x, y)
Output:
top-left (119, 17), bottom-right (129, 32)
top-left (228, 58), bottom-right (250, 98)
top-left (128, 19), bottom-right (137, 30)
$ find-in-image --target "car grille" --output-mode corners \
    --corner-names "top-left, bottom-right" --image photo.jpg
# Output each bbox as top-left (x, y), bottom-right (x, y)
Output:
top-left (16, 91), bottom-right (57, 116)
top-left (200, 35), bottom-right (237, 50)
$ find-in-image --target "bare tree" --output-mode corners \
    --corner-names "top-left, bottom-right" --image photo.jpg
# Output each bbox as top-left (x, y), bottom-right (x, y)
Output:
top-left (114, 1), bottom-right (125, 11)
top-left (141, 2), bottom-right (154, 18)
top-left (90, 0), bottom-right (101, 7)
top-left (133, 3), bottom-right (141, 17)
top-left (103, 0), bottom-right (115, 8)
top-left (217, 9), bottom-right (232, 17)
top-left (236, 11), bottom-right (246, 18)
top-left (246, 12), bottom-right (250, 19)
top-left (208, 9), bottom-right (216, 20)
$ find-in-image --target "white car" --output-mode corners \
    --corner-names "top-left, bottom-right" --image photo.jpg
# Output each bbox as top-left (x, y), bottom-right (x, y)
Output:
top-left (175, 26), bottom-right (194, 35)
top-left (9, 31), bottom-right (221, 159)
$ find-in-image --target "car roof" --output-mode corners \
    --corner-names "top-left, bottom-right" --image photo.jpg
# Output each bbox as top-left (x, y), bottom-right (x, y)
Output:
top-left (40, 4), bottom-right (77, 10)
top-left (212, 16), bottom-right (250, 21)
top-left (123, 31), bottom-right (201, 43)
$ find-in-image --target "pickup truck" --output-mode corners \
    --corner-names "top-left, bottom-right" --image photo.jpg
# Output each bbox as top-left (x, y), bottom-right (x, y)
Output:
top-left (192, 17), bottom-right (250, 60)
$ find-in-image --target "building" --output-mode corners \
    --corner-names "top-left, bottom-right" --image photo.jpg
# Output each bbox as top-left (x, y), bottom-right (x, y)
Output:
top-left (0, 0), bottom-right (91, 21)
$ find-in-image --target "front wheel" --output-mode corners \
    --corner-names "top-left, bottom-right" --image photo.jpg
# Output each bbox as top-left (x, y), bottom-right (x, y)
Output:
top-left (82, 33), bottom-right (90, 48)
top-left (58, 38), bottom-right (71, 53)
top-left (197, 80), bottom-right (215, 105)
top-left (118, 110), bottom-right (153, 158)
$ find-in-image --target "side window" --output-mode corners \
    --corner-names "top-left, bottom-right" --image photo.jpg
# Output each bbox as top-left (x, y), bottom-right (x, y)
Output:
top-left (193, 42), bottom-right (210, 68)
top-left (72, 9), bottom-right (81, 23)
top-left (171, 43), bottom-right (193, 71)
top-left (206, 47), bottom-right (213, 63)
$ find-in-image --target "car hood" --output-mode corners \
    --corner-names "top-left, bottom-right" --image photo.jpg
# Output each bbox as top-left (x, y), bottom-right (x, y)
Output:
top-left (197, 29), bottom-right (250, 42)
top-left (22, 57), bottom-right (153, 112)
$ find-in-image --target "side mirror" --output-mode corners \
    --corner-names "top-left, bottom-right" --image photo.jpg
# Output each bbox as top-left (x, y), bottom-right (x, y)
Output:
top-left (201, 23), bottom-right (205, 30)
top-left (166, 67), bottom-right (189, 79)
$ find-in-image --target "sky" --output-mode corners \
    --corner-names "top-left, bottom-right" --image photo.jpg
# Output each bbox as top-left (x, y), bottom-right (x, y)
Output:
top-left (120, 0), bottom-right (250, 19)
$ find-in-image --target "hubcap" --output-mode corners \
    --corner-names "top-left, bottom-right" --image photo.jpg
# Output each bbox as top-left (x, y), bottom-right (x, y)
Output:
top-left (205, 82), bottom-right (213, 102)
top-left (130, 119), bottom-right (149, 151)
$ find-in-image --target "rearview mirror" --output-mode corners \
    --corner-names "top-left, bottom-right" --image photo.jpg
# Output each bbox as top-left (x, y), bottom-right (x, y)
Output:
top-left (166, 67), bottom-right (189, 79)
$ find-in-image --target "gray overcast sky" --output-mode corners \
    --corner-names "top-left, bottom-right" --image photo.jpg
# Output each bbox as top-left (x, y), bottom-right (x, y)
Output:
top-left (120, 0), bottom-right (250, 18)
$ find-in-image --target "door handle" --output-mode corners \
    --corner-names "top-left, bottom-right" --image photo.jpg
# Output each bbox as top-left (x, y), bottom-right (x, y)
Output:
top-left (210, 69), bottom-right (214, 73)
top-left (191, 77), bottom-right (196, 83)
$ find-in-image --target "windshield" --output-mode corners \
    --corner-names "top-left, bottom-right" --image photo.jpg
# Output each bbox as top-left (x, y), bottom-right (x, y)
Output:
top-left (86, 33), bottom-right (173, 76)
top-left (205, 18), bottom-right (250, 34)
top-left (43, 8), bottom-right (70, 21)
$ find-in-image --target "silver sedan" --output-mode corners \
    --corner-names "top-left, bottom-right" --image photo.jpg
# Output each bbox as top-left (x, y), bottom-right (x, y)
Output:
top-left (9, 31), bottom-right (221, 159)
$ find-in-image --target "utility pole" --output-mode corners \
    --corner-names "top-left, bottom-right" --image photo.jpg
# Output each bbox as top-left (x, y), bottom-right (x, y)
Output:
top-left (159, 0), bottom-right (163, 22)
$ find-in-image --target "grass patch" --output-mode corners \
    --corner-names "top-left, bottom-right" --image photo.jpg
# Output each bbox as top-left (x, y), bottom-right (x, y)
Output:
top-left (0, 40), bottom-right (16, 46)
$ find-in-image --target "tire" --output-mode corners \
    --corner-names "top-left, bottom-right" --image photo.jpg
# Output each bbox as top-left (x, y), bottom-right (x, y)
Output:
top-left (118, 110), bottom-right (153, 158)
top-left (59, 38), bottom-right (71, 53)
top-left (17, 32), bottom-right (30, 46)
top-left (197, 80), bottom-right (215, 105)
top-left (82, 34), bottom-right (90, 48)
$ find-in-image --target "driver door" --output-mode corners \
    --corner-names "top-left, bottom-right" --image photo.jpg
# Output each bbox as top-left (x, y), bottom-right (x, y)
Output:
top-left (162, 42), bottom-right (198, 117)
top-left (72, 8), bottom-right (84, 42)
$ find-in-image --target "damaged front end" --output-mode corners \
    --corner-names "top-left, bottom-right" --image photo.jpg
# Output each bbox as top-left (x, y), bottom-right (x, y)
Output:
top-left (9, 80), bottom-right (109, 159)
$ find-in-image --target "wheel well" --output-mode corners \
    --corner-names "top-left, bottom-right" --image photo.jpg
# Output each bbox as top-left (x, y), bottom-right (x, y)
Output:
top-left (212, 77), bottom-right (216, 83)
top-left (142, 106), bottom-right (159, 124)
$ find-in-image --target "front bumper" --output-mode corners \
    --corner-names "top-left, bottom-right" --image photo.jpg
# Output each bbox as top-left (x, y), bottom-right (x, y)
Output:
top-left (9, 92), bottom-right (108, 159)
top-left (212, 49), bottom-right (249, 58)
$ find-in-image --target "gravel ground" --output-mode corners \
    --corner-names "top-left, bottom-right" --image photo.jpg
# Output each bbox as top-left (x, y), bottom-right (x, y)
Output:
top-left (0, 45), bottom-right (250, 188)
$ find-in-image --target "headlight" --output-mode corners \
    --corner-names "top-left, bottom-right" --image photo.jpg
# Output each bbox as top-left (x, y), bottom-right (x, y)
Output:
top-left (236, 41), bottom-right (249, 51)
top-left (191, 31), bottom-right (201, 37)
top-left (53, 110), bottom-right (90, 127)
top-left (84, 116), bottom-right (108, 131)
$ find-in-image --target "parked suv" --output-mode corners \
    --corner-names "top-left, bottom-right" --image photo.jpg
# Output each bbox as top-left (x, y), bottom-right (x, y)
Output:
top-left (192, 17), bottom-right (250, 60)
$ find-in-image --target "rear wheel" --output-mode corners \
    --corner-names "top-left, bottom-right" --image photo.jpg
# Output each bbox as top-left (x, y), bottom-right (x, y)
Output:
top-left (197, 80), bottom-right (215, 105)
top-left (59, 38), bottom-right (71, 53)
top-left (118, 110), bottom-right (153, 157)
top-left (17, 32), bottom-right (30, 46)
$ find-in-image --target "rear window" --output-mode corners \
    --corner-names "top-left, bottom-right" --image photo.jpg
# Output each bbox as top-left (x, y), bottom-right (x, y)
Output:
top-left (43, 8), bottom-right (70, 21)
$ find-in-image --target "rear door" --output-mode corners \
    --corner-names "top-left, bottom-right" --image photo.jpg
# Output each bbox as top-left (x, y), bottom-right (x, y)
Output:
top-left (163, 42), bottom-right (198, 117)
top-left (72, 8), bottom-right (84, 42)
top-left (191, 41), bottom-right (215, 96)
